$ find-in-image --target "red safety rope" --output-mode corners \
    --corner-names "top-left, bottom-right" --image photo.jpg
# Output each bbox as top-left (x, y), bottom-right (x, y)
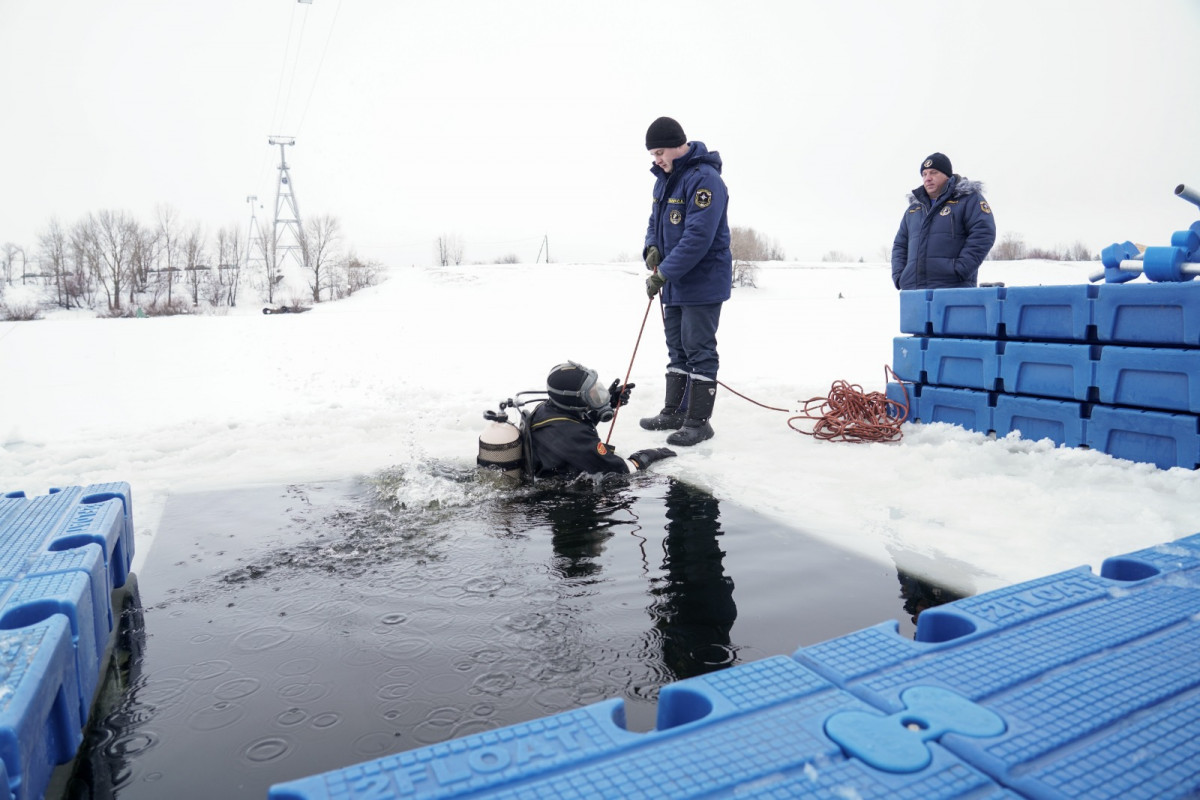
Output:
top-left (787, 366), bottom-right (910, 442)
top-left (608, 285), bottom-right (910, 444)
top-left (604, 293), bottom-right (656, 445)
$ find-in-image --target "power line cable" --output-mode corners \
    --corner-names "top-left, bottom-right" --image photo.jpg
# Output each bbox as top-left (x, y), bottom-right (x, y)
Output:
top-left (268, 2), bottom-right (300, 137)
top-left (277, 6), bottom-right (311, 132)
top-left (294, 0), bottom-right (343, 138)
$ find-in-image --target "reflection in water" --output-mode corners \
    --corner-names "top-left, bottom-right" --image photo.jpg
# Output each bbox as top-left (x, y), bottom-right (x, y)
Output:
top-left (60, 468), bottom-right (956, 797)
top-left (648, 480), bottom-right (737, 681)
top-left (535, 478), bottom-right (739, 688)
top-left (897, 568), bottom-right (966, 627)
top-left (536, 483), bottom-right (634, 581)
top-left (63, 577), bottom-right (147, 799)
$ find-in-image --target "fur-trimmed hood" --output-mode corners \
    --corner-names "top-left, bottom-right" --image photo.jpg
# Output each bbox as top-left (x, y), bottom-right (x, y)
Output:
top-left (907, 176), bottom-right (986, 205)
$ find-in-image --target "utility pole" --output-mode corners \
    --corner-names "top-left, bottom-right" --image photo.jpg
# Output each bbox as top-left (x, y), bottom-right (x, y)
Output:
top-left (536, 234), bottom-right (550, 264)
top-left (268, 136), bottom-right (306, 271)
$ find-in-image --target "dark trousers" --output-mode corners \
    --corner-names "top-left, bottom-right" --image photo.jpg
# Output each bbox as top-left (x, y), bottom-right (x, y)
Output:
top-left (663, 302), bottom-right (722, 381)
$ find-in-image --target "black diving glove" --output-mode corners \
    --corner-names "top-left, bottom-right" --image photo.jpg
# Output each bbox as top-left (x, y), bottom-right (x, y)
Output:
top-left (629, 447), bottom-right (677, 470)
top-left (608, 379), bottom-right (635, 408)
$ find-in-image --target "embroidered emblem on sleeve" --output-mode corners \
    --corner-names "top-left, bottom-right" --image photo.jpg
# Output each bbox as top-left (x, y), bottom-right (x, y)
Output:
top-left (596, 442), bottom-right (608, 456)
top-left (980, 201), bottom-right (992, 214)
top-left (694, 189), bottom-right (713, 209)
top-left (670, 210), bottom-right (683, 225)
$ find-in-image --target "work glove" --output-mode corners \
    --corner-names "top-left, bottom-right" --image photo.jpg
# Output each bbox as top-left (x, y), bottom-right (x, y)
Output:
top-left (629, 447), bottom-right (677, 470)
top-left (646, 271), bottom-right (666, 298)
top-left (644, 246), bottom-right (662, 272)
top-left (608, 379), bottom-right (635, 408)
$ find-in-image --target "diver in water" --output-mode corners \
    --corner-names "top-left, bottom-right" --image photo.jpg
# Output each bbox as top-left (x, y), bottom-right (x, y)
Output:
top-left (529, 362), bottom-right (676, 479)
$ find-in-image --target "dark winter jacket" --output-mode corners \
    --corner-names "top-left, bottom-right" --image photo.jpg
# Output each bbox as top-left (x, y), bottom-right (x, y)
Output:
top-left (891, 176), bottom-right (996, 290)
top-left (528, 402), bottom-right (632, 479)
top-left (644, 141), bottom-right (733, 306)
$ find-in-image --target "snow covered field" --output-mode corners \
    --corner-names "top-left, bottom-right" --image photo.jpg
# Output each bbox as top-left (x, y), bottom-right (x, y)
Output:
top-left (2, 260), bottom-right (1197, 595)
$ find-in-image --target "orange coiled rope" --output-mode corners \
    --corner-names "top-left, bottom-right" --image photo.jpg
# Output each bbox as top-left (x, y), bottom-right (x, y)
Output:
top-left (786, 366), bottom-right (910, 443)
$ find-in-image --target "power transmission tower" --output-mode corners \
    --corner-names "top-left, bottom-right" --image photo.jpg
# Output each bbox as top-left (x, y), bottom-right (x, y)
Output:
top-left (245, 195), bottom-right (267, 273)
top-left (268, 136), bottom-right (306, 271)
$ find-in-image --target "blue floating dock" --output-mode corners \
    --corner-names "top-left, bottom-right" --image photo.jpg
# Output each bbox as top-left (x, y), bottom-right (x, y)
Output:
top-left (1093, 281), bottom-right (1200, 346)
top-left (923, 338), bottom-right (1002, 391)
top-left (992, 394), bottom-right (1086, 448)
top-left (1085, 405), bottom-right (1200, 470)
top-left (270, 533), bottom-right (1200, 799)
top-left (929, 286), bottom-right (1005, 338)
top-left (891, 335), bottom-right (926, 383)
top-left (0, 483), bottom-right (135, 800)
top-left (999, 341), bottom-right (1099, 402)
top-left (894, 282), bottom-right (1200, 469)
top-left (907, 385), bottom-right (993, 434)
top-left (1096, 345), bottom-right (1200, 414)
top-left (1000, 283), bottom-right (1097, 342)
top-left (899, 289), bottom-right (933, 335)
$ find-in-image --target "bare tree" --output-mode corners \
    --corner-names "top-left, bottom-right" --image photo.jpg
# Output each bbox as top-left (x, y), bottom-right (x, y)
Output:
top-left (260, 230), bottom-right (284, 304)
top-left (155, 204), bottom-right (183, 306)
top-left (343, 250), bottom-right (381, 296)
top-left (38, 218), bottom-right (72, 308)
top-left (92, 210), bottom-right (139, 312)
top-left (182, 224), bottom-right (208, 307)
top-left (2, 243), bottom-right (26, 285)
top-left (301, 214), bottom-right (341, 302)
top-left (216, 223), bottom-right (245, 307)
top-left (1067, 240), bottom-right (1095, 262)
top-left (435, 233), bottom-right (465, 267)
top-left (991, 232), bottom-right (1027, 261)
top-left (729, 226), bottom-right (784, 262)
top-left (127, 223), bottom-right (159, 308)
top-left (68, 216), bottom-right (101, 309)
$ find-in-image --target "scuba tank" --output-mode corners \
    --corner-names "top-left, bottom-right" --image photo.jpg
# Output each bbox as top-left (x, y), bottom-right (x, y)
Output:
top-left (477, 410), bottom-right (523, 478)
top-left (477, 392), bottom-right (545, 482)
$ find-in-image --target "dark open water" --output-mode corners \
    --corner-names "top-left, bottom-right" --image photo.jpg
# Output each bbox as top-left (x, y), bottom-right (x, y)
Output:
top-left (62, 466), bottom-right (959, 799)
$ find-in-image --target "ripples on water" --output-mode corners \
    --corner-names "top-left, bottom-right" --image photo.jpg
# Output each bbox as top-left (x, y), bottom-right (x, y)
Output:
top-left (63, 461), bottom-right (959, 798)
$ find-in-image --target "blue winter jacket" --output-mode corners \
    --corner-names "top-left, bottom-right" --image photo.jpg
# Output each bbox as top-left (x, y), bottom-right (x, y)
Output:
top-left (644, 142), bottom-right (732, 306)
top-left (891, 176), bottom-right (996, 290)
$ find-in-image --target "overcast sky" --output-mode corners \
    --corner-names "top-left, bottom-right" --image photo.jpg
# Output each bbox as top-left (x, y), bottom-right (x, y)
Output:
top-left (3, 1), bottom-right (1199, 268)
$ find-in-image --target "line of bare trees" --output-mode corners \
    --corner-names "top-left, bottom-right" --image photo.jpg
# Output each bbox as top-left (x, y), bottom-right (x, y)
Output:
top-left (3, 207), bottom-right (381, 317)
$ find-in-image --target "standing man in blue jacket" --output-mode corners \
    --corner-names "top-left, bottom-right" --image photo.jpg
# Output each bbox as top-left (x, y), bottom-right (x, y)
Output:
top-left (892, 152), bottom-right (996, 290)
top-left (639, 116), bottom-right (732, 447)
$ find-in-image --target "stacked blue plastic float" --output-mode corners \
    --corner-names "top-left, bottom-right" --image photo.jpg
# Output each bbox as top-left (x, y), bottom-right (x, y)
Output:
top-left (269, 531), bottom-right (1200, 799)
top-left (888, 183), bottom-right (1200, 470)
top-left (0, 483), bottom-right (134, 800)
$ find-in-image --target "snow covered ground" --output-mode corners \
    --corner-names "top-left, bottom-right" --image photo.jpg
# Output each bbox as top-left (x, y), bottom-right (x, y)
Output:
top-left (2, 260), bottom-right (1197, 595)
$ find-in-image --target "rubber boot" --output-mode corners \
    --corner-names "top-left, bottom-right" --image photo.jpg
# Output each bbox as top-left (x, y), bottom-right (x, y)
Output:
top-left (667, 379), bottom-right (716, 446)
top-left (640, 371), bottom-right (688, 431)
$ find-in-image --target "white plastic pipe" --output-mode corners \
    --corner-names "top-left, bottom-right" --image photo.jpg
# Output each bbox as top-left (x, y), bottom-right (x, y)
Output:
top-left (1176, 183), bottom-right (1200, 209)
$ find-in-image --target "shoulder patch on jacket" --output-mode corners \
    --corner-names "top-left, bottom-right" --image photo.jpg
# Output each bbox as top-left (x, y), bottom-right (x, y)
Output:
top-left (980, 200), bottom-right (992, 214)
top-left (596, 442), bottom-right (608, 456)
top-left (694, 189), bottom-right (713, 209)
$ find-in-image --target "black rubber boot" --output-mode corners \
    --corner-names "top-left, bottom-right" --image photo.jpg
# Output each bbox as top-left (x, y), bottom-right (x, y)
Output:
top-left (667, 379), bottom-right (716, 446)
top-left (640, 372), bottom-right (688, 431)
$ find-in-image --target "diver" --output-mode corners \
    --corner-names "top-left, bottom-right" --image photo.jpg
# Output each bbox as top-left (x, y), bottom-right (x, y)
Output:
top-left (529, 361), bottom-right (677, 479)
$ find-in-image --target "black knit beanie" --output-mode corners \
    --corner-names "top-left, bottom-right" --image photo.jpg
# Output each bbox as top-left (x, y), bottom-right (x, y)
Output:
top-left (921, 153), bottom-right (953, 176)
top-left (646, 117), bottom-right (687, 150)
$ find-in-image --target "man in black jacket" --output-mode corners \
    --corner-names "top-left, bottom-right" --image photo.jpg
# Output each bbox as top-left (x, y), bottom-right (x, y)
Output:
top-left (529, 362), bottom-right (675, 479)
top-left (891, 152), bottom-right (996, 290)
